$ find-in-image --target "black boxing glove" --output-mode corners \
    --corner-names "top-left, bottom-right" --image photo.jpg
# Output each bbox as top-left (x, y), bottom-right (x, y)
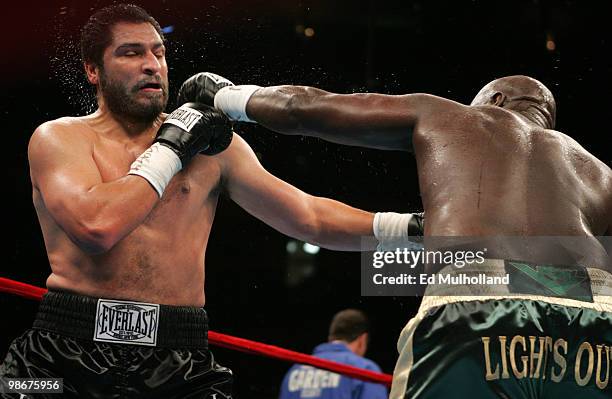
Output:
top-left (178, 72), bottom-right (261, 123)
top-left (156, 102), bottom-right (233, 159)
top-left (409, 212), bottom-right (425, 236)
top-left (128, 103), bottom-right (232, 197)
top-left (177, 72), bottom-right (234, 107)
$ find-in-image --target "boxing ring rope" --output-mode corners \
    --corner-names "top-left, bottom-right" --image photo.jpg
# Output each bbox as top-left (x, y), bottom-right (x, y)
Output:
top-left (0, 277), bottom-right (393, 387)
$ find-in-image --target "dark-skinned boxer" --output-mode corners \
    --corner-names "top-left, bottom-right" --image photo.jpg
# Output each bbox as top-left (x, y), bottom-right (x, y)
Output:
top-left (180, 72), bottom-right (612, 398)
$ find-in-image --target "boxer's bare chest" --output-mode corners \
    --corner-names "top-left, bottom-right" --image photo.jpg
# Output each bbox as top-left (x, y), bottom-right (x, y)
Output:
top-left (89, 129), bottom-right (222, 222)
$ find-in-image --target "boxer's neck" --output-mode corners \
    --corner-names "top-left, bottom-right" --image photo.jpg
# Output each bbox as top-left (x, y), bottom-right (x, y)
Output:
top-left (92, 100), bottom-right (163, 144)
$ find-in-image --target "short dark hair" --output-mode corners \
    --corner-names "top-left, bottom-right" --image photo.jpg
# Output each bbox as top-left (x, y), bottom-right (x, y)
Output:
top-left (80, 4), bottom-right (164, 67)
top-left (328, 309), bottom-right (369, 343)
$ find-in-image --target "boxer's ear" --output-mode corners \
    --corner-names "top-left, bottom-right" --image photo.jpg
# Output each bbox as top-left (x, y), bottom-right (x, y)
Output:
top-left (492, 92), bottom-right (506, 107)
top-left (84, 62), bottom-right (100, 85)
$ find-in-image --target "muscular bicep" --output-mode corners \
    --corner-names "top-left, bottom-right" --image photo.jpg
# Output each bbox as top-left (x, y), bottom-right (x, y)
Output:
top-left (220, 134), bottom-right (318, 240)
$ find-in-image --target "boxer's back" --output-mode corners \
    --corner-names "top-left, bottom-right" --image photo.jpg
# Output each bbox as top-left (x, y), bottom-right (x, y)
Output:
top-left (413, 103), bottom-right (611, 265)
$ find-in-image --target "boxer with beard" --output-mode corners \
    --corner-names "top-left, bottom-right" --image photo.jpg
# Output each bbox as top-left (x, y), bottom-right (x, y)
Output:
top-left (0, 5), bottom-right (420, 398)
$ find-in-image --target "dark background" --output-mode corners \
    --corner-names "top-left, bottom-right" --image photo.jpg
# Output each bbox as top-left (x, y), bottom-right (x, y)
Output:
top-left (3, 0), bottom-right (611, 397)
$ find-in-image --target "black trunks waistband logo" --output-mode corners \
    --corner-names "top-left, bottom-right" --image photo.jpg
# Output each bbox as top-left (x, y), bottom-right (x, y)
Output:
top-left (94, 299), bottom-right (160, 346)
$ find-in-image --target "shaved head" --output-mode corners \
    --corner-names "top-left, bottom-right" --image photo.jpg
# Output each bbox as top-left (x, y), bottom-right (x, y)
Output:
top-left (471, 75), bottom-right (556, 129)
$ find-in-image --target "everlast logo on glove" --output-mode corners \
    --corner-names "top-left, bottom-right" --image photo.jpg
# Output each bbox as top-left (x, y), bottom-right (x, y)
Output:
top-left (164, 105), bottom-right (203, 132)
top-left (94, 299), bottom-right (159, 346)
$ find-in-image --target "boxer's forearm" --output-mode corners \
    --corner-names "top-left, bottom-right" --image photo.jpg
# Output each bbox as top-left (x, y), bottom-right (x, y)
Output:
top-left (245, 86), bottom-right (326, 134)
top-left (247, 86), bottom-right (413, 151)
top-left (306, 196), bottom-right (376, 251)
top-left (54, 177), bottom-right (159, 254)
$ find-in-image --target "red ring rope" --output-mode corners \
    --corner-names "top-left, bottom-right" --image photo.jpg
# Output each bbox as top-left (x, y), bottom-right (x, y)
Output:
top-left (0, 277), bottom-right (392, 386)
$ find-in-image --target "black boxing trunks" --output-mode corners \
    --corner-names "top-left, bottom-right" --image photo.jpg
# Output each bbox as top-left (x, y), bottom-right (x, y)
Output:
top-left (0, 291), bottom-right (232, 398)
top-left (389, 260), bottom-right (612, 399)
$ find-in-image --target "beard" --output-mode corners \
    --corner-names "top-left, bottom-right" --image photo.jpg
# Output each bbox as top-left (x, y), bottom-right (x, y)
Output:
top-left (99, 69), bottom-right (168, 124)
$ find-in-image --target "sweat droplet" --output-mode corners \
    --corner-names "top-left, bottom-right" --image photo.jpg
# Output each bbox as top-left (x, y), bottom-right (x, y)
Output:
top-left (50, 12), bottom-right (96, 115)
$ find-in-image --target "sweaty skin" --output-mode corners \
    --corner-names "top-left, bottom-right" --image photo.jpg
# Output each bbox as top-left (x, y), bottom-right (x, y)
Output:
top-left (245, 77), bottom-right (612, 270)
top-left (28, 22), bottom-right (373, 307)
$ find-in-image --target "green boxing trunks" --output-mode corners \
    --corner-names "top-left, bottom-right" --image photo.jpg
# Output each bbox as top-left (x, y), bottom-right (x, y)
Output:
top-left (389, 260), bottom-right (612, 399)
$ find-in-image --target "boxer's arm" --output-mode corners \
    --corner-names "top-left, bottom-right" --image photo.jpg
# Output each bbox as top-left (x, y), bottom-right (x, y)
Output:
top-left (181, 72), bottom-right (459, 151)
top-left (28, 122), bottom-right (159, 254)
top-left (219, 134), bottom-right (374, 251)
top-left (244, 87), bottom-right (445, 151)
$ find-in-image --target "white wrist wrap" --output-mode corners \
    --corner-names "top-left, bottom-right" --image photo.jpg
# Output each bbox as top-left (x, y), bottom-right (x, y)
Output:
top-left (128, 142), bottom-right (182, 198)
top-left (374, 212), bottom-right (422, 251)
top-left (214, 85), bottom-right (261, 122)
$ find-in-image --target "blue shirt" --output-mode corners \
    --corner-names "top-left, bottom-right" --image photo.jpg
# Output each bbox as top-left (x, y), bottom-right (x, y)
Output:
top-left (279, 342), bottom-right (388, 399)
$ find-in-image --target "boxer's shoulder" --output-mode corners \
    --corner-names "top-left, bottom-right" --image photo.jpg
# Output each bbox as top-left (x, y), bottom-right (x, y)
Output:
top-left (33, 116), bottom-right (96, 141)
top-left (212, 133), bottom-right (263, 187)
top-left (414, 100), bottom-right (500, 141)
top-left (539, 129), bottom-right (610, 173)
top-left (30, 117), bottom-right (95, 160)
top-left (406, 93), bottom-right (468, 115)
top-left (212, 132), bottom-right (251, 162)
top-left (38, 115), bottom-right (92, 128)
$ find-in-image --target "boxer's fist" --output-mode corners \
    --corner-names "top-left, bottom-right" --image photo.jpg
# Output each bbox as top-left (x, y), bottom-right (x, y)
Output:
top-left (156, 102), bottom-right (233, 165)
top-left (177, 72), bottom-right (234, 107)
